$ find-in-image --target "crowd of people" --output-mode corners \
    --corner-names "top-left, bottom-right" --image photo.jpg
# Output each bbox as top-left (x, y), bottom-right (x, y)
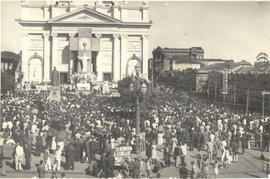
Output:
top-left (0, 82), bottom-right (270, 178)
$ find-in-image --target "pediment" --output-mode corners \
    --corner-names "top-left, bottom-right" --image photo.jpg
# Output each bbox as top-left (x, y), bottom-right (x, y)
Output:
top-left (49, 8), bottom-right (122, 24)
top-left (62, 12), bottom-right (105, 22)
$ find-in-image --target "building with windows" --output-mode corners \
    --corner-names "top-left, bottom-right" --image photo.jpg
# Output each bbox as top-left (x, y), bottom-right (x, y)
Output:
top-left (17, 1), bottom-right (151, 85)
top-left (152, 46), bottom-right (234, 75)
top-left (152, 47), bottom-right (204, 73)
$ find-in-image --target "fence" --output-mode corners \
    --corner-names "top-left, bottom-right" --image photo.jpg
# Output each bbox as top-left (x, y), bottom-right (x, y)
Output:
top-left (156, 72), bottom-right (270, 116)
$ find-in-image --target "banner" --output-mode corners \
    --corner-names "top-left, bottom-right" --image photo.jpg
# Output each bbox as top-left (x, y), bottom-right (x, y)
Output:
top-left (114, 146), bottom-right (132, 166)
top-left (78, 28), bottom-right (92, 56)
top-left (69, 28), bottom-right (100, 52)
top-left (69, 37), bottom-right (78, 51)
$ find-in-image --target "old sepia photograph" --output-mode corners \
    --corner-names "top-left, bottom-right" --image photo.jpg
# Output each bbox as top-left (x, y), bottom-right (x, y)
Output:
top-left (1, 0), bottom-right (270, 178)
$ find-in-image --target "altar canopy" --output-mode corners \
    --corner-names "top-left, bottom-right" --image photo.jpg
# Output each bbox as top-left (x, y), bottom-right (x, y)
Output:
top-left (69, 28), bottom-right (99, 74)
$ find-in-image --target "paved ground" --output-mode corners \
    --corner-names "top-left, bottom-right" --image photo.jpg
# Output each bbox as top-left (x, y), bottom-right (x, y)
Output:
top-left (1, 147), bottom-right (269, 178)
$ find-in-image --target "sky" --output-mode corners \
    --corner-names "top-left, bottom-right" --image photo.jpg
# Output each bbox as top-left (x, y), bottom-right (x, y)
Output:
top-left (1, 1), bottom-right (270, 63)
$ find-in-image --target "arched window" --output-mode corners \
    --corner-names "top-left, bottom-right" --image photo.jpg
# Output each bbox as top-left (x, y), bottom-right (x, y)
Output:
top-left (28, 53), bottom-right (43, 83)
top-left (126, 54), bottom-right (142, 76)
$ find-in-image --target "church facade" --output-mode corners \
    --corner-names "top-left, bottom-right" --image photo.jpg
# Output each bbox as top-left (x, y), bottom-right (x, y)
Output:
top-left (17, 1), bottom-right (151, 84)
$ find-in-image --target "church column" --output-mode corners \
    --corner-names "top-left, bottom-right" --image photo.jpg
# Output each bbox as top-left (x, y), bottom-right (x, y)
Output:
top-left (113, 33), bottom-right (120, 81)
top-left (68, 33), bottom-right (76, 81)
top-left (120, 34), bottom-right (128, 79)
top-left (95, 33), bottom-right (102, 81)
top-left (50, 33), bottom-right (58, 72)
top-left (21, 33), bottom-right (29, 84)
top-left (142, 35), bottom-right (149, 80)
top-left (43, 33), bottom-right (50, 83)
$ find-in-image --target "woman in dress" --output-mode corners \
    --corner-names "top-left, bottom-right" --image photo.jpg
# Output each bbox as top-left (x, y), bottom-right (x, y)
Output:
top-left (202, 156), bottom-right (209, 179)
top-left (174, 145), bottom-right (181, 167)
top-left (157, 132), bottom-right (163, 146)
top-left (213, 160), bottom-right (219, 179)
top-left (171, 136), bottom-right (178, 154)
top-left (180, 141), bottom-right (187, 165)
top-left (152, 142), bottom-right (157, 159)
top-left (53, 145), bottom-right (62, 171)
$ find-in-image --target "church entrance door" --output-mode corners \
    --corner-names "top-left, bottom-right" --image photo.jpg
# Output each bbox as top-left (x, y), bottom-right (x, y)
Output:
top-left (29, 58), bottom-right (42, 83)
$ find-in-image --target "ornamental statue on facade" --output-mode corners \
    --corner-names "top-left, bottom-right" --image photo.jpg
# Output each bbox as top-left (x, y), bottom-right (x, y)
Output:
top-left (51, 66), bottom-right (60, 86)
top-left (255, 52), bottom-right (269, 72)
top-left (77, 53), bottom-right (92, 73)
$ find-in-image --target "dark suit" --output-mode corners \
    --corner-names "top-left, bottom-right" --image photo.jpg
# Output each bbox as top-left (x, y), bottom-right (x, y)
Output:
top-left (83, 140), bottom-right (90, 162)
top-left (105, 153), bottom-right (115, 177)
top-left (89, 140), bottom-right (96, 161)
top-left (190, 130), bottom-right (195, 151)
top-left (75, 140), bottom-right (82, 161)
top-left (65, 144), bottom-right (75, 170)
top-left (36, 135), bottom-right (43, 156)
top-left (179, 166), bottom-right (188, 179)
top-left (37, 164), bottom-right (46, 178)
top-left (146, 143), bottom-right (152, 159)
top-left (164, 145), bottom-right (171, 167)
top-left (24, 145), bottom-right (32, 170)
top-left (132, 160), bottom-right (140, 178)
top-left (174, 146), bottom-right (180, 165)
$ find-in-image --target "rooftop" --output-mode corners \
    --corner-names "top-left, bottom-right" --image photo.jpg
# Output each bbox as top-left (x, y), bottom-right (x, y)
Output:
top-left (170, 55), bottom-right (202, 64)
top-left (199, 62), bottom-right (234, 71)
top-left (233, 65), bottom-right (270, 74)
top-left (153, 46), bottom-right (204, 53)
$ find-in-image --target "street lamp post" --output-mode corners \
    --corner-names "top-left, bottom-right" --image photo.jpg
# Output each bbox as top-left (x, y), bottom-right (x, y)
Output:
top-left (129, 63), bottom-right (147, 154)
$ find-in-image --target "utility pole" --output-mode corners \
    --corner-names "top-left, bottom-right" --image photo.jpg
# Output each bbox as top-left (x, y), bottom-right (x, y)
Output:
top-left (262, 93), bottom-right (265, 117)
top-left (207, 82), bottom-right (210, 98)
top-left (261, 91), bottom-right (270, 117)
top-left (214, 82), bottom-right (217, 100)
top-left (233, 86), bottom-right (236, 109)
top-left (136, 95), bottom-right (140, 136)
top-left (246, 89), bottom-right (250, 114)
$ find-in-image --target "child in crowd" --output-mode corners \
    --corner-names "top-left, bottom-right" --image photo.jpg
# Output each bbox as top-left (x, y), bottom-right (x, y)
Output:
top-left (44, 148), bottom-right (51, 171)
top-left (146, 159), bottom-right (152, 178)
top-left (197, 150), bottom-right (202, 169)
top-left (227, 153), bottom-right (232, 169)
top-left (60, 172), bottom-right (66, 179)
top-left (213, 160), bottom-right (219, 179)
top-left (51, 171), bottom-right (57, 179)
top-left (191, 161), bottom-right (198, 178)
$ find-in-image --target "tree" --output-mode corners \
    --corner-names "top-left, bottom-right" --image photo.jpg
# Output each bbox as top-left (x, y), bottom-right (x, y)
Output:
top-left (1, 72), bottom-right (16, 94)
top-left (117, 77), bottom-right (133, 97)
top-left (117, 76), bottom-right (149, 101)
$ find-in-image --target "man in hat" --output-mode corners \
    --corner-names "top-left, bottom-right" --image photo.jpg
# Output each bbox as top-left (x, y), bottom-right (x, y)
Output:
top-left (189, 127), bottom-right (195, 151)
top-left (37, 160), bottom-right (46, 178)
top-left (105, 150), bottom-right (115, 177)
top-left (191, 161), bottom-right (198, 178)
top-left (36, 132), bottom-right (43, 156)
top-left (24, 143), bottom-right (32, 170)
top-left (53, 145), bottom-right (62, 171)
top-left (15, 142), bottom-right (24, 171)
top-left (74, 137), bottom-right (82, 162)
top-left (65, 141), bottom-right (75, 170)
top-left (84, 137), bottom-right (91, 163)
top-left (132, 157), bottom-right (141, 178)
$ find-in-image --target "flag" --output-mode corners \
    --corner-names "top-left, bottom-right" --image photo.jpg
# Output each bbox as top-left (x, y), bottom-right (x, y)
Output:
top-left (78, 28), bottom-right (92, 56)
